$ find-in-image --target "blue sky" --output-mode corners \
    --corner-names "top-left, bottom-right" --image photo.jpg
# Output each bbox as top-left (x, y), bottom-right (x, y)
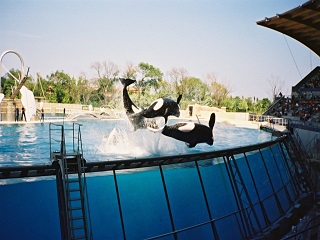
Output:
top-left (1, 0), bottom-right (319, 99)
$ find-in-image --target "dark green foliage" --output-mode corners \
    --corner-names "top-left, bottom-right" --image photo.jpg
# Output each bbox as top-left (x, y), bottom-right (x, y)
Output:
top-left (1, 64), bottom-right (270, 114)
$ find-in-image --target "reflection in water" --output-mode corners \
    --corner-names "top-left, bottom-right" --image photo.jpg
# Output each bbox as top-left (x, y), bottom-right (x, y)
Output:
top-left (16, 125), bottom-right (37, 165)
top-left (0, 123), bottom-right (48, 166)
top-left (18, 124), bottom-right (37, 144)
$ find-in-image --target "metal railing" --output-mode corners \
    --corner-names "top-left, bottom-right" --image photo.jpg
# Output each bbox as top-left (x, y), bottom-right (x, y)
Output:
top-left (0, 133), bottom-right (316, 240)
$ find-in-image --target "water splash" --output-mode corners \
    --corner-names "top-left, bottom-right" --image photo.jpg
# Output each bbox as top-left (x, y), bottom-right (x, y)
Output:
top-left (97, 121), bottom-right (188, 159)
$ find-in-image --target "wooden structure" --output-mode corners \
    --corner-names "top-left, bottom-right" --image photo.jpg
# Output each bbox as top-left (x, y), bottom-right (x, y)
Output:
top-left (257, 0), bottom-right (320, 57)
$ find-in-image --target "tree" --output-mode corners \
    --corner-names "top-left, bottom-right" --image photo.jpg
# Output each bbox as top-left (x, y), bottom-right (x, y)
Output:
top-left (266, 75), bottom-right (285, 102)
top-left (1, 69), bottom-right (21, 98)
top-left (78, 73), bottom-right (93, 105)
top-left (206, 73), bottom-right (232, 107)
top-left (30, 73), bottom-right (47, 99)
top-left (137, 62), bottom-right (163, 92)
top-left (167, 67), bottom-right (188, 96)
top-left (255, 98), bottom-right (271, 113)
top-left (47, 71), bottom-right (78, 103)
top-left (125, 62), bottom-right (164, 106)
top-left (122, 62), bottom-right (137, 79)
top-left (180, 77), bottom-right (208, 103)
top-left (155, 80), bottom-right (173, 99)
top-left (91, 61), bottom-right (119, 106)
top-left (238, 97), bottom-right (249, 112)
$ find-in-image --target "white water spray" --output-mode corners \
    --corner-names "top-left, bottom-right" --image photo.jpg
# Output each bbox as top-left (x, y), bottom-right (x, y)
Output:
top-left (96, 117), bottom-right (188, 159)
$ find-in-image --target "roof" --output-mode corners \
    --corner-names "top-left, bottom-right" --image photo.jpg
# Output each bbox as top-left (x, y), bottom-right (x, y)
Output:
top-left (256, 0), bottom-right (320, 57)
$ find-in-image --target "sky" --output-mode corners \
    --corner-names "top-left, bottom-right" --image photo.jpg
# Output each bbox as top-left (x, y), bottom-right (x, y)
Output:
top-left (1, 0), bottom-right (319, 100)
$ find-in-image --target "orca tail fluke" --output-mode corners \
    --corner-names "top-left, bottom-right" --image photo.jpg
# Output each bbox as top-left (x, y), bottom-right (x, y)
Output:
top-left (209, 113), bottom-right (216, 130)
top-left (177, 94), bottom-right (182, 104)
top-left (119, 78), bottom-right (136, 87)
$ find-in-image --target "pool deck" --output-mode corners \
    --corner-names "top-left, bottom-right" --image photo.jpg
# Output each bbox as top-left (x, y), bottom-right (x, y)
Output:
top-left (0, 119), bottom-right (66, 124)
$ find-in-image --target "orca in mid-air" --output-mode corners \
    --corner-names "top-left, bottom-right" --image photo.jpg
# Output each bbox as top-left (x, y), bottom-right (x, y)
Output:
top-left (161, 113), bottom-right (216, 148)
top-left (119, 78), bottom-right (149, 130)
top-left (143, 95), bottom-right (182, 124)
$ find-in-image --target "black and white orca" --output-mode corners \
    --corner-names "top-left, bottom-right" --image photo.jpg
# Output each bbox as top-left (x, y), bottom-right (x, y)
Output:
top-left (119, 78), bottom-right (148, 130)
top-left (143, 95), bottom-right (182, 124)
top-left (161, 113), bottom-right (216, 148)
top-left (119, 78), bottom-right (141, 114)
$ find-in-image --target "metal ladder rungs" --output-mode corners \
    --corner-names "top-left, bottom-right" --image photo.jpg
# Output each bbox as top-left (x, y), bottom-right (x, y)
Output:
top-left (67, 163), bottom-right (78, 166)
top-left (69, 197), bottom-right (82, 202)
top-left (72, 225), bottom-right (86, 230)
top-left (69, 206), bottom-right (82, 211)
top-left (69, 188), bottom-right (80, 192)
top-left (66, 179), bottom-right (79, 183)
top-left (71, 216), bottom-right (84, 221)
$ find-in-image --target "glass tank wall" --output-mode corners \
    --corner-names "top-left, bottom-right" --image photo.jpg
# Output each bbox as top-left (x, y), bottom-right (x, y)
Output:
top-left (0, 136), bottom-right (313, 240)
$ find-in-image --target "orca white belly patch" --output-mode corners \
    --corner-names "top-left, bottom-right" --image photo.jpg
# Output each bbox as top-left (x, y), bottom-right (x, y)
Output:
top-left (178, 123), bottom-right (195, 132)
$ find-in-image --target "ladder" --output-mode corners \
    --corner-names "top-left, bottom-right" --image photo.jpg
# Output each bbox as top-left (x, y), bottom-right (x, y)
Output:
top-left (50, 123), bottom-right (92, 240)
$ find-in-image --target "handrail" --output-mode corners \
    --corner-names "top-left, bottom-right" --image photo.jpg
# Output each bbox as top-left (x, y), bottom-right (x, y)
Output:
top-left (49, 123), bottom-right (65, 159)
top-left (72, 122), bottom-right (93, 240)
top-left (249, 114), bottom-right (289, 126)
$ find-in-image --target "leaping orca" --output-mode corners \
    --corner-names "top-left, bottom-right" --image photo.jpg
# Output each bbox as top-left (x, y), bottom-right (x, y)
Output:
top-left (119, 78), bottom-right (149, 130)
top-left (161, 113), bottom-right (216, 148)
top-left (143, 95), bottom-right (182, 124)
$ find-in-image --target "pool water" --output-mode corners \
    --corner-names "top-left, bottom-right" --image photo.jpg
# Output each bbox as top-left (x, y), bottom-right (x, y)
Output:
top-left (0, 118), bottom-right (303, 240)
top-left (0, 119), bottom-right (271, 166)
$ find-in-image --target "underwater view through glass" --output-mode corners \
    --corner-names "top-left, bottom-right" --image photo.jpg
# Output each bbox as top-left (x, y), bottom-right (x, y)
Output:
top-left (0, 141), bottom-right (299, 240)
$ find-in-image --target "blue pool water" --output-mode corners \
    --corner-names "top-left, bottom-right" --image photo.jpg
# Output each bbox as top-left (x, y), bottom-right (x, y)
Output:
top-left (0, 119), bottom-right (271, 166)
top-left (1, 119), bottom-right (299, 240)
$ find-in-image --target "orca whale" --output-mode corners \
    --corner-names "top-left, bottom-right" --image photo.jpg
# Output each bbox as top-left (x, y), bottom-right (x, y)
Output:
top-left (161, 113), bottom-right (216, 148)
top-left (143, 95), bottom-right (182, 124)
top-left (119, 78), bottom-right (141, 114)
top-left (119, 78), bottom-right (149, 130)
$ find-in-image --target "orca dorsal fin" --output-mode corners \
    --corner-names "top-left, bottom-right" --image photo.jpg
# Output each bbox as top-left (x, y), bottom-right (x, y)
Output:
top-left (177, 94), bottom-right (182, 104)
top-left (164, 115), bottom-right (168, 124)
top-left (196, 115), bottom-right (201, 124)
top-left (209, 113), bottom-right (216, 130)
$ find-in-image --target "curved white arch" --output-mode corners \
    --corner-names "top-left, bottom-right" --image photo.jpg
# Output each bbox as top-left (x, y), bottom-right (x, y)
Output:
top-left (0, 50), bottom-right (25, 93)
